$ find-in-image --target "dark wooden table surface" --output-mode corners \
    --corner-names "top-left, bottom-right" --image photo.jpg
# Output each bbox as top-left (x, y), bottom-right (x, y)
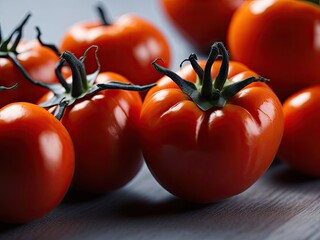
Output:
top-left (1, 162), bottom-right (320, 240)
top-left (1, 1), bottom-right (320, 239)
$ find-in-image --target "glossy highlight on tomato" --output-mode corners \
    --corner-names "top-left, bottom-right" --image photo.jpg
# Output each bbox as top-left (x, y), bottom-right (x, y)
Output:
top-left (277, 85), bottom-right (320, 177)
top-left (0, 102), bottom-right (74, 224)
top-left (140, 43), bottom-right (284, 203)
top-left (38, 49), bottom-right (149, 193)
top-left (57, 73), bottom-right (143, 193)
top-left (228, 0), bottom-right (320, 101)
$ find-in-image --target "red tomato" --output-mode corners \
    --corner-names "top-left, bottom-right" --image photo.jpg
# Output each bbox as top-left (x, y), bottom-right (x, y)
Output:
top-left (0, 102), bottom-right (74, 224)
top-left (140, 43), bottom-right (283, 203)
top-left (60, 5), bottom-right (171, 86)
top-left (58, 73), bottom-right (143, 193)
top-left (227, 0), bottom-right (320, 101)
top-left (39, 50), bottom-right (146, 193)
top-left (161, 0), bottom-right (245, 52)
top-left (0, 14), bottom-right (64, 108)
top-left (277, 85), bottom-right (320, 176)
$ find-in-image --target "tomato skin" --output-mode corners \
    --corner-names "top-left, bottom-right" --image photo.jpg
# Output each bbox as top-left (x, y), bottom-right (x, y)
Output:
top-left (141, 60), bottom-right (283, 203)
top-left (227, 0), bottom-right (320, 102)
top-left (161, 0), bottom-right (245, 52)
top-left (60, 15), bottom-right (171, 86)
top-left (0, 102), bottom-right (74, 224)
top-left (0, 40), bottom-right (64, 108)
top-left (41, 72), bottom-right (143, 193)
top-left (277, 85), bottom-right (320, 176)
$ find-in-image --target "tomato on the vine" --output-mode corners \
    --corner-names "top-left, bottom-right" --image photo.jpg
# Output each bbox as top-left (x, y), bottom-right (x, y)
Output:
top-left (0, 102), bottom-right (74, 224)
top-left (60, 4), bottom-right (171, 87)
top-left (227, 0), bottom-right (320, 101)
top-left (277, 85), bottom-right (320, 177)
top-left (38, 47), bottom-right (154, 193)
top-left (140, 42), bottom-right (283, 203)
top-left (0, 14), bottom-right (65, 108)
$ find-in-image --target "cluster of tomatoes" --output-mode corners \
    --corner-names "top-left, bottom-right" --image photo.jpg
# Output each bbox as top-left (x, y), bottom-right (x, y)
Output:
top-left (0, 0), bottom-right (319, 224)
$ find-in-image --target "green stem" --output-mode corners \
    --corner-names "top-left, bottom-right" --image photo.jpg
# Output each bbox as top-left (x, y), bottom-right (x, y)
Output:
top-left (221, 76), bottom-right (268, 100)
top-left (0, 25), bottom-right (2, 43)
top-left (8, 52), bottom-right (59, 92)
top-left (0, 13), bottom-right (31, 53)
top-left (152, 59), bottom-right (197, 97)
top-left (214, 43), bottom-right (229, 91)
top-left (96, 4), bottom-right (111, 26)
top-left (201, 43), bottom-right (219, 99)
top-left (304, 0), bottom-right (320, 5)
top-left (79, 45), bottom-right (100, 89)
top-left (53, 99), bottom-right (68, 121)
top-left (97, 82), bottom-right (156, 92)
top-left (55, 59), bottom-right (71, 93)
top-left (180, 53), bottom-right (204, 83)
top-left (0, 14), bottom-right (64, 94)
top-left (35, 26), bottom-right (61, 56)
top-left (61, 51), bottom-right (84, 98)
top-left (0, 83), bottom-right (18, 91)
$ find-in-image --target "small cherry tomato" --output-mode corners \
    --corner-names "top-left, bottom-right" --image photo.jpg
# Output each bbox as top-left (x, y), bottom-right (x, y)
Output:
top-left (227, 0), bottom-right (320, 101)
top-left (277, 85), bottom-right (320, 176)
top-left (140, 42), bottom-right (283, 203)
top-left (0, 102), bottom-right (74, 224)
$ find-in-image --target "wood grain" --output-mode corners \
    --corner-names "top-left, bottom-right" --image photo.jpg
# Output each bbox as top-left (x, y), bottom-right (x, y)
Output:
top-left (1, 162), bottom-right (320, 240)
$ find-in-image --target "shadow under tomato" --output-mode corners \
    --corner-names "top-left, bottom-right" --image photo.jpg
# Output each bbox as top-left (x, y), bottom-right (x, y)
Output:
top-left (270, 163), bottom-right (318, 185)
top-left (116, 195), bottom-right (217, 218)
top-left (0, 221), bottom-right (19, 234)
top-left (113, 191), bottom-right (303, 236)
top-left (62, 188), bottom-right (108, 204)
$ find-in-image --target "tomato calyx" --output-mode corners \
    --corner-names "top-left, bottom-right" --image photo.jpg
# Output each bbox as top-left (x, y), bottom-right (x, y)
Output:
top-left (38, 46), bottom-right (155, 120)
top-left (152, 42), bottom-right (268, 111)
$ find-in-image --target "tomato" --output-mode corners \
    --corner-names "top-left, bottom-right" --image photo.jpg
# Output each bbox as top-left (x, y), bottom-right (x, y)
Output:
top-left (0, 102), bottom-right (74, 224)
top-left (140, 42), bottom-right (284, 203)
top-left (0, 14), bottom-right (65, 108)
top-left (38, 48), bottom-right (153, 193)
top-left (227, 0), bottom-right (320, 102)
top-left (277, 85), bottom-right (320, 176)
top-left (60, 4), bottom-right (171, 87)
top-left (161, 0), bottom-right (245, 53)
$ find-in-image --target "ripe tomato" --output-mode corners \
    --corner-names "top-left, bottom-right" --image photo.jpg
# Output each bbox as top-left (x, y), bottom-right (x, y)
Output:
top-left (277, 85), bottom-right (320, 176)
top-left (39, 49), bottom-right (151, 193)
top-left (60, 5), bottom-right (171, 86)
top-left (0, 102), bottom-right (74, 224)
top-left (140, 42), bottom-right (284, 203)
top-left (161, 0), bottom-right (245, 53)
top-left (0, 14), bottom-right (64, 108)
top-left (227, 0), bottom-right (320, 101)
